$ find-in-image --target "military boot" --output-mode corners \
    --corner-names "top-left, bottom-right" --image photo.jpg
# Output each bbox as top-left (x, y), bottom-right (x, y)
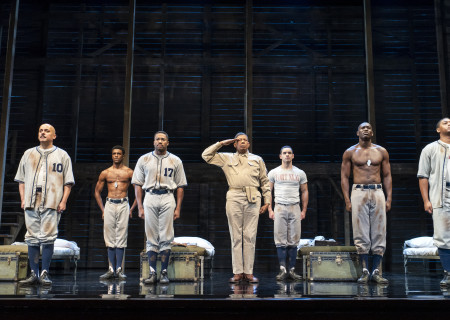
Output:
top-left (99, 266), bottom-right (115, 280)
top-left (288, 268), bottom-right (302, 281)
top-left (144, 272), bottom-right (157, 285)
top-left (160, 269), bottom-right (170, 284)
top-left (19, 271), bottom-right (39, 286)
top-left (39, 270), bottom-right (52, 287)
top-left (276, 266), bottom-right (287, 281)
top-left (357, 268), bottom-right (370, 284)
top-left (371, 269), bottom-right (389, 284)
top-left (440, 271), bottom-right (450, 288)
top-left (116, 267), bottom-right (127, 280)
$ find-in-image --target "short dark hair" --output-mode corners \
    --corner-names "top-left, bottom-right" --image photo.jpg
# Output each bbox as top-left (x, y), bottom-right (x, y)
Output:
top-left (280, 145), bottom-right (293, 154)
top-left (112, 145), bottom-right (125, 155)
top-left (234, 132), bottom-right (248, 139)
top-left (437, 118), bottom-right (450, 129)
top-left (154, 130), bottom-right (169, 140)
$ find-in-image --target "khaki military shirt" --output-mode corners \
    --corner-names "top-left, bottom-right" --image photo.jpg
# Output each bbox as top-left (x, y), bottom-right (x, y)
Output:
top-left (202, 142), bottom-right (271, 204)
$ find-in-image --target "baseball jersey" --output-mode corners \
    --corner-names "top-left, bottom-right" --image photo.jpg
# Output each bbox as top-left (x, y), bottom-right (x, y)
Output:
top-left (131, 151), bottom-right (187, 190)
top-left (268, 166), bottom-right (307, 205)
top-left (15, 146), bottom-right (75, 210)
top-left (201, 142), bottom-right (271, 204)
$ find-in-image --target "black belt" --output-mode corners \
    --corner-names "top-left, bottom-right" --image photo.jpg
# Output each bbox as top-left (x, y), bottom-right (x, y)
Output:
top-left (355, 184), bottom-right (382, 190)
top-left (107, 197), bottom-right (128, 204)
top-left (146, 189), bottom-right (171, 194)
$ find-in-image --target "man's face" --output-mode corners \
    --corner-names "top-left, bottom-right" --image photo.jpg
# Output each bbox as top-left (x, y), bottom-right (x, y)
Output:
top-left (437, 118), bottom-right (450, 135)
top-left (234, 134), bottom-right (250, 153)
top-left (279, 148), bottom-right (294, 163)
top-left (154, 133), bottom-right (169, 152)
top-left (357, 122), bottom-right (373, 140)
top-left (112, 149), bottom-right (124, 164)
top-left (38, 124), bottom-right (56, 144)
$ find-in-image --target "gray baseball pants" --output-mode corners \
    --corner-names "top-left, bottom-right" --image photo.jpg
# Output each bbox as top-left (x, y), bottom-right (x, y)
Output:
top-left (104, 200), bottom-right (129, 248)
top-left (274, 203), bottom-right (301, 247)
top-left (144, 192), bottom-right (175, 253)
top-left (351, 184), bottom-right (386, 255)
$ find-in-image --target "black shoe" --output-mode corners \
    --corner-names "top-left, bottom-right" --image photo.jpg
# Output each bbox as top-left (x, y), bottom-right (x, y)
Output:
top-left (19, 271), bottom-right (39, 286)
top-left (144, 272), bottom-right (157, 285)
top-left (371, 269), bottom-right (388, 284)
top-left (116, 267), bottom-right (127, 280)
top-left (39, 270), bottom-right (52, 287)
top-left (288, 268), bottom-right (302, 281)
top-left (276, 268), bottom-right (288, 281)
top-left (99, 268), bottom-right (115, 280)
top-left (160, 270), bottom-right (169, 284)
top-left (440, 271), bottom-right (450, 287)
top-left (357, 269), bottom-right (370, 284)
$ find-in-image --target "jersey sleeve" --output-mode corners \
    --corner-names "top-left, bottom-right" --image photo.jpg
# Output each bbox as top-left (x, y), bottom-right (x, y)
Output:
top-left (131, 157), bottom-right (145, 186)
top-left (268, 169), bottom-right (276, 183)
top-left (299, 170), bottom-right (308, 184)
top-left (417, 144), bottom-right (432, 178)
top-left (14, 152), bottom-right (27, 183)
top-left (63, 153), bottom-right (75, 185)
top-left (174, 159), bottom-right (188, 188)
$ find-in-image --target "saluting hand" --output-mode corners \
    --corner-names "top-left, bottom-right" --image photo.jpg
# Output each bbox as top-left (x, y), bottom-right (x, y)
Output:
top-left (220, 138), bottom-right (237, 146)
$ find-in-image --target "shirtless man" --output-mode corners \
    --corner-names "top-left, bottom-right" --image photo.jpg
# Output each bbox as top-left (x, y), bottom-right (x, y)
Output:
top-left (95, 145), bottom-right (136, 280)
top-left (341, 122), bottom-right (392, 284)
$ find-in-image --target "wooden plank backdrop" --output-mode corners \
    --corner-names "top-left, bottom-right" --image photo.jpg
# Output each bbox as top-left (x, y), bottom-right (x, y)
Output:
top-left (0, 0), bottom-right (445, 272)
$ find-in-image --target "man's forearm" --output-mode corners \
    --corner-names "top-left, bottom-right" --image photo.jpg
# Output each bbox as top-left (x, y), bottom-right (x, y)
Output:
top-left (418, 178), bottom-right (430, 202)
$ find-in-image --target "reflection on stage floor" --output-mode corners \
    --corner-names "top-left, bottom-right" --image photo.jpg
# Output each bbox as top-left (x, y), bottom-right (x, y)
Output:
top-left (0, 269), bottom-right (448, 299)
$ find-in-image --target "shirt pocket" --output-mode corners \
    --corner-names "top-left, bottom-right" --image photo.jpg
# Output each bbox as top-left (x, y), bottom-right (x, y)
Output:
top-left (227, 159), bottom-right (240, 175)
top-left (247, 160), bottom-right (260, 177)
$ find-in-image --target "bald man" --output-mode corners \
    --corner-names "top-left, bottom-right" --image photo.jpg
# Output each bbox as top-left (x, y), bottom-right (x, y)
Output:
top-left (15, 124), bottom-right (75, 287)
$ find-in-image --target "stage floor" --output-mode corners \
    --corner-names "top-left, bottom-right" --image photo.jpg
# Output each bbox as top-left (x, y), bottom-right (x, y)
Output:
top-left (0, 269), bottom-right (449, 299)
top-left (1, 269), bottom-right (449, 320)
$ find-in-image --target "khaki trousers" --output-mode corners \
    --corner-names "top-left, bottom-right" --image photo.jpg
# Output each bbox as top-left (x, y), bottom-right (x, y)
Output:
top-left (226, 190), bottom-right (261, 274)
top-left (351, 185), bottom-right (386, 255)
top-left (104, 200), bottom-right (129, 248)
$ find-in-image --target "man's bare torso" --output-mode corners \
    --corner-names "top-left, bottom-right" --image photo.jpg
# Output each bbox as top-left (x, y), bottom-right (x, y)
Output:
top-left (347, 143), bottom-right (385, 184)
top-left (104, 166), bottom-right (133, 198)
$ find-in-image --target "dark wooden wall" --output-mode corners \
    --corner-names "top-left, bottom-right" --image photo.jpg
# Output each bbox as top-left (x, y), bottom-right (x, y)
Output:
top-left (0, 0), bottom-right (448, 272)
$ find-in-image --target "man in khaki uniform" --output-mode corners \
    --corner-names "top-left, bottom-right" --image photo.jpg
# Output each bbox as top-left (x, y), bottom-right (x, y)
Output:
top-left (202, 132), bottom-right (271, 283)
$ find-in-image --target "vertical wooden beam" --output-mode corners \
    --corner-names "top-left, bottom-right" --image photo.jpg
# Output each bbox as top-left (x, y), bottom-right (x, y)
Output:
top-left (435, 0), bottom-right (449, 117)
top-left (364, 0), bottom-right (377, 141)
top-left (245, 0), bottom-right (253, 149)
top-left (123, 0), bottom-right (136, 166)
top-left (201, 4), bottom-right (211, 142)
top-left (0, 0), bottom-right (19, 222)
top-left (158, 3), bottom-right (167, 131)
top-left (71, 7), bottom-right (84, 162)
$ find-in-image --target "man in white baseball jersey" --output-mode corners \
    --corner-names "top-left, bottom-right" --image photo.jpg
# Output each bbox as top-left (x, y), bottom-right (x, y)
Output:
top-left (341, 122), bottom-right (392, 284)
top-left (132, 131), bottom-right (187, 284)
top-left (15, 124), bottom-right (75, 286)
top-left (95, 145), bottom-right (136, 280)
top-left (202, 132), bottom-right (271, 283)
top-left (268, 146), bottom-right (308, 281)
top-left (418, 117), bottom-right (450, 288)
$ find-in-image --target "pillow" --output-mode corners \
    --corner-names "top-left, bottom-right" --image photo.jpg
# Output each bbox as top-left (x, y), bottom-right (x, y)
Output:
top-left (403, 247), bottom-right (439, 256)
top-left (404, 237), bottom-right (434, 248)
top-left (54, 238), bottom-right (79, 251)
top-left (173, 237), bottom-right (215, 256)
